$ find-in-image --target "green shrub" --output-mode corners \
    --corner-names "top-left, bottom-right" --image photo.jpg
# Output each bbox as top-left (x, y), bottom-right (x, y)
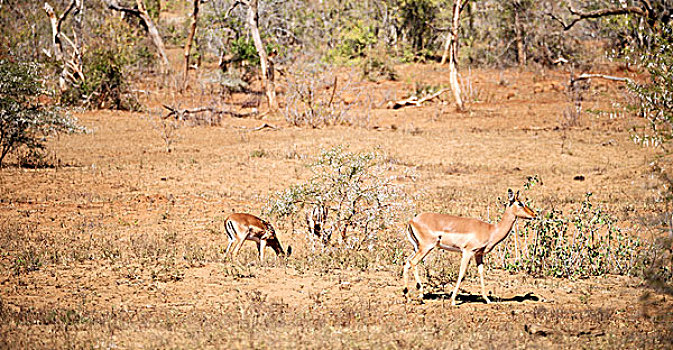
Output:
top-left (0, 59), bottom-right (83, 167)
top-left (626, 23), bottom-right (673, 294)
top-left (327, 20), bottom-right (377, 61)
top-left (229, 37), bottom-right (260, 65)
top-left (339, 20), bottom-right (377, 58)
top-left (628, 23), bottom-right (673, 148)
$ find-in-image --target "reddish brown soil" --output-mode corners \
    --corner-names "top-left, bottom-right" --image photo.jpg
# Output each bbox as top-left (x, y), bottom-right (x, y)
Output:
top-left (1, 64), bottom-right (671, 348)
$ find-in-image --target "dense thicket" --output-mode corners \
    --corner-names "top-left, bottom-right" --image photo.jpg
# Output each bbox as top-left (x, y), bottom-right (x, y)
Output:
top-left (2, 1), bottom-right (666, 89)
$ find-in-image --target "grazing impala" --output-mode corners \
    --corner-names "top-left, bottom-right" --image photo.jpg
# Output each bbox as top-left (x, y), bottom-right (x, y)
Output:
top-left (224, 213), bottom-right (289, 261)
top-left (306, 204), bottom-right (330, 242)
top-left (403, 189), bottom-right (536, 305)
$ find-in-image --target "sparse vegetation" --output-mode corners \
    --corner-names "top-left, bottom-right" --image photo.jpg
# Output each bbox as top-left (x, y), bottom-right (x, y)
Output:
top-left (281, 62), bottom-right (355, 128)
top-left (0, 59), bottom-right (83, 167)
top-left (266, 146), bottom-right (415, 253)
top-left (1, 1), bottom-right (672, 348)
top-left (59, 17), bottom-right (146, 110)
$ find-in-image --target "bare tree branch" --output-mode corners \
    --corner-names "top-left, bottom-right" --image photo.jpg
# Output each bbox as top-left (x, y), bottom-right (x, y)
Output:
top-left (550, 4), bottom-right (649, 31)
top-left (56, 0), bottom-right (77, 35)
top-left (103, 0), bottom-right (141, 17)
top-left (244, 0), bottom-right (276, 110)
top-left (225, 0), bottom-right (244, 18)
top-left (389, 88), bottom-right (448, 109)
top-left (44, 1), bottom-right (83, 90)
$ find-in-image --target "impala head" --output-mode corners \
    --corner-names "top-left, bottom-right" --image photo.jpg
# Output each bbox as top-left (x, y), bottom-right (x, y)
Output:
top-left (263, 222), bottom-right (292, 258)
top-left (507, 189), bottom-right (536, 219)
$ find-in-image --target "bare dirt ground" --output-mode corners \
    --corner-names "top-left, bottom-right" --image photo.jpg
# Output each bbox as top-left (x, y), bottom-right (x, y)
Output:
top-left (1, 64), bottom-right (671, 349)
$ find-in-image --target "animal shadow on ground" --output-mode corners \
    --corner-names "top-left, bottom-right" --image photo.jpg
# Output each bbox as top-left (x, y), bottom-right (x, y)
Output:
top-left (423, 291), bottom-right (540, 305)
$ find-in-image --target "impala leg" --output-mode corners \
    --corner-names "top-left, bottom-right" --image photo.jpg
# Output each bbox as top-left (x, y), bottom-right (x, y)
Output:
top-left (258, 239), bottom-right (267, 261)
top-left (223, 239), bottom-right (234, 259)
top-left (230, 237), bottom-right (246, 259)
top-left (475, 253), bottom-right (491, 304)
top-left (450, 250), bottom-right (474, 306)
top-left (403, 246), bottom-right (434, 297)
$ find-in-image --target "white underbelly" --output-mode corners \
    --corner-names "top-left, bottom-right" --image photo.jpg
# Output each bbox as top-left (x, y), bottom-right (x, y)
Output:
top-left (432, 231), bottom-right (476, 252)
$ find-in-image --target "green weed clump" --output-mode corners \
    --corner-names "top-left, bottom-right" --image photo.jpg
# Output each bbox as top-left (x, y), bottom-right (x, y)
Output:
top-left (495, 192), bottom-right (645, 278)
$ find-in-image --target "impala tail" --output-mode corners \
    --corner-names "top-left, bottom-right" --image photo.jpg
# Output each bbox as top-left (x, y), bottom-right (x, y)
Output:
top-left (224, 219), bottom-right (237, 241)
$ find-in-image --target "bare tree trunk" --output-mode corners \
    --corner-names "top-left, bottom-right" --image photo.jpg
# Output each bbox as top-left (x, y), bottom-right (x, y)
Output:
top-left (44, 0), bottom-right (83, 91)
top-left (104, 0), bottom-right (170, 70)
top-left (134, 0), bottom-right (169, 69)
top-left (245, 0), bottom-right (276, 110)
top-left (514, 3), bottom-right (526, 66)
top-left (440, 30), bottom-right (451, 65)
top-left (183, 0), bottom-right (200, 90)
top-left (448, 0), bottom-right (464, 111)
top-left (44, 2), bottom-right (64, 62)
top-left (73, 0), bottom-right (85, 79)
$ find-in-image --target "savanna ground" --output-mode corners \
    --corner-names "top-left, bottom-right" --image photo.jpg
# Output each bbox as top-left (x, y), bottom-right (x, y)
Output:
top-left (1, 63), bottom-right (672, 348)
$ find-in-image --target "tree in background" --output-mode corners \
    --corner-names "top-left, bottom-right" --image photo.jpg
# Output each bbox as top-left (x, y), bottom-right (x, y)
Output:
top-left (400, 0), bottom-right (440, 53)
top-left (183, 0), bottom-right (201, 91)
top-left (103, 0), bottom-right (170, 70)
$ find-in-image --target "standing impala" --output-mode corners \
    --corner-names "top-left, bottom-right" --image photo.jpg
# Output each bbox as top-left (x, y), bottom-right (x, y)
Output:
top-left (224, 213), bottom-right (289, 261)
top-left (403, 189), bottom-right (536, 305)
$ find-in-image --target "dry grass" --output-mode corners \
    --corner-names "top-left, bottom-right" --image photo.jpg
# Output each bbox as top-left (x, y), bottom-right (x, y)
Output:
top-left (1, 65), bottom-right (671, 348)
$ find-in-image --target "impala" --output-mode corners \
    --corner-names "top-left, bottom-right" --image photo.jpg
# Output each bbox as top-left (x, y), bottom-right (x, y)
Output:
top-left (306, 204), bottom-right (330, 242)
top-left (403, 189), bottom-right (536, 305)
top-left (224, 213), bottom-right (289, 261)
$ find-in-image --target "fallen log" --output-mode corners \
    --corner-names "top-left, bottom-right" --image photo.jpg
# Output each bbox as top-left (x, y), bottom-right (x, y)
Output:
top-left (162, 104), bottom-right (258, 125)
top-left (389, 88), bottom-right (449, 109)
top-left (571, 73), bottom-right (633, 84)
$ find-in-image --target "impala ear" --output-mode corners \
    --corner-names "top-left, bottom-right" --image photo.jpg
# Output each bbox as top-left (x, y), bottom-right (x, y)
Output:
top-left (507, 189), bottom-right (515, 204)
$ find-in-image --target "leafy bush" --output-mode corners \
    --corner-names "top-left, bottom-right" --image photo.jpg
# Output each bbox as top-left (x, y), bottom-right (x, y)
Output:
top-left (266, 146), bottom-right (415, 251)
top-left (229, 37), bottom-right (261, 66)
top-left (0, 59), bottom-right (83, 167)
top-left (494, 192), bottom-right (644, 278)
top-left (399, 0), bottom-right (440, 52)
top-left (628, 23), bottom-right (673, 148)
top-left (626, 23), bottom-right (673, 294)
top-left (329, 19), bottom-right (377, 60)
